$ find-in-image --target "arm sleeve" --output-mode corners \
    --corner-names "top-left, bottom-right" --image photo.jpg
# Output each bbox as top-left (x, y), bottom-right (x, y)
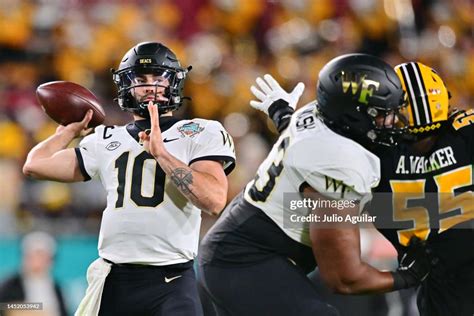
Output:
top-left (189, 121), bottom-right (236, 175)
top-left (268, 99), bottom-right (295, 133)
top-left (74, 130), bottom-right (100, 181)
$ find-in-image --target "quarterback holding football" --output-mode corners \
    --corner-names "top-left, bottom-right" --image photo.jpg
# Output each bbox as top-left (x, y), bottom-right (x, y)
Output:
top-left (24, 42), bottom-right (235, 316)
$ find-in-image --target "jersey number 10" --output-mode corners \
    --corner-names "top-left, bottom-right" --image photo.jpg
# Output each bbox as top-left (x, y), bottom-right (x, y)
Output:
top-left (114, 151), bottom-right (166, 208)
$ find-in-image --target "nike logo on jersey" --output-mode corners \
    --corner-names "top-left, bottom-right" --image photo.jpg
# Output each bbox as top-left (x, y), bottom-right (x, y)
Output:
top-left (163, 137), bottom-right (179, 143)
top-left (164, 275), bottom-right (182, 283)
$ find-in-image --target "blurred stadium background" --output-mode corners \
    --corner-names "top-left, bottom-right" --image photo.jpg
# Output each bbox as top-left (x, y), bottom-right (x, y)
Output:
top-left (0, 0), bottom-right (472, 315)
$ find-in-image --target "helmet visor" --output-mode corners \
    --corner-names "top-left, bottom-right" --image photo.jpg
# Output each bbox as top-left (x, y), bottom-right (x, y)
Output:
top-left (125, 68), bottom-right (174, 88)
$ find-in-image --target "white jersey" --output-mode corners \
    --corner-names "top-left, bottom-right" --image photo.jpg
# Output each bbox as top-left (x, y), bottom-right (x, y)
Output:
top-left (76, 117), bottom-right (235, 265)
top-left (244, 102), bottom-right (380, 246)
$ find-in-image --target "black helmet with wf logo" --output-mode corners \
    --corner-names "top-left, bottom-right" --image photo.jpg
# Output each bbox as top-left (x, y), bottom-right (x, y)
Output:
top-left (317, 53), bottom-right (408, 146)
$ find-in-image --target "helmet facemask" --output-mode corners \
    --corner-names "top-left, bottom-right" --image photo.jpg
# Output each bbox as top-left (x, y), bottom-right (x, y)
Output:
top-left (112, 41), bottom-right (191, 118)
top-left (366, 102), bottom-right (409, 146)
top-left (113, 65), bottom-right (189, 118)
top-left (331, 101), bottom-right (409, 147)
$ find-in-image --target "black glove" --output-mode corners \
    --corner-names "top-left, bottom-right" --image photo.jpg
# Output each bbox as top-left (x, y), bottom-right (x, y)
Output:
top-left (391, 236), bottom-right (438, 290)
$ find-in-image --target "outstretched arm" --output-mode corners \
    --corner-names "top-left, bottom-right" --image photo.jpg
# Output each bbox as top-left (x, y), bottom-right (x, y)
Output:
top-left (139, 103), bottom-right (228, 215)
top-left (23, 111), bottom-right (93, 182)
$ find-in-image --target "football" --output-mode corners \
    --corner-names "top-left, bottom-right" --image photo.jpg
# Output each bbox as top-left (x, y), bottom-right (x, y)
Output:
top-left (36, 81), bottom-right (105, 127)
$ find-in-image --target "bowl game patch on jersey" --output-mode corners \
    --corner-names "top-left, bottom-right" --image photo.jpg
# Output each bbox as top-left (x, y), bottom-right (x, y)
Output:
top-left (178, 122), bottom-right (204, 138)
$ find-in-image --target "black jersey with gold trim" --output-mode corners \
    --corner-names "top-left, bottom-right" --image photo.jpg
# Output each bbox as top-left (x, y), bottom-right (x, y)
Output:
top-left (371, 109), bottom-right (474, 269)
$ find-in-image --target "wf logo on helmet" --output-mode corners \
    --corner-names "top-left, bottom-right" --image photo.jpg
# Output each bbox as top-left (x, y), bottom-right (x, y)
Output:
top-left (340, 71), bottom-right (380, 105)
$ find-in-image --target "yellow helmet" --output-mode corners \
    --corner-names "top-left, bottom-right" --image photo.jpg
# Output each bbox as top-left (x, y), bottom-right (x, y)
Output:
top-left (395, 62), bottom-right (449, 135)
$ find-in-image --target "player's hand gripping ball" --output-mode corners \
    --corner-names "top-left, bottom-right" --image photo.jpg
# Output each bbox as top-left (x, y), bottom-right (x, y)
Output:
top-left (36, 81), bottom-right (105, 127)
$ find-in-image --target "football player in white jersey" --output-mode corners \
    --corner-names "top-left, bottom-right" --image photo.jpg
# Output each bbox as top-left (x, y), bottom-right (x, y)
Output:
top-left (23, 42), bottom-right (235, 316)
top-left (197, 54), bottom-right (433, 316)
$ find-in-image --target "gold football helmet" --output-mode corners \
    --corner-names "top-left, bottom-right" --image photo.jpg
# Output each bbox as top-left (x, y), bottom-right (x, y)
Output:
top-left (395, 62), bottom-right (449, 135)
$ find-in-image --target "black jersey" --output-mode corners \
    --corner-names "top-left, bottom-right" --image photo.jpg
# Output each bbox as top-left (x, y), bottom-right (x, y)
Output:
top-left (268, 104), bottom-right (474, 315)
top-left (371, 109), bottom-right (474, 269)
top-left (371, 110), bottom-right (474, 315)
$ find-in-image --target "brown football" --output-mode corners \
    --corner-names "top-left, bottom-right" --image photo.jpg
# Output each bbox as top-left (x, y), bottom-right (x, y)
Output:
top-left (36, 81), bottom-right (105, 127)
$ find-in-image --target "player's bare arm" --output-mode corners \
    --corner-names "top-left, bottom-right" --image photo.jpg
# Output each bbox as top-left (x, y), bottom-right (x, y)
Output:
top-left (23, 110), bottom-right (93, 182)
top-left (304, 186), bottom-right (394, 294)
top-left (139, 102), bottom-right (228, 215)
top-left (304, 186), bottom-right (432, 294)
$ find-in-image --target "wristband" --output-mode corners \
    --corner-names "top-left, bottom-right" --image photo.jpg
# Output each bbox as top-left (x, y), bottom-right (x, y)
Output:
top-left (268, 100), bottom-right (295, 133)
top-left (391, 271), bottom-right (408, 290)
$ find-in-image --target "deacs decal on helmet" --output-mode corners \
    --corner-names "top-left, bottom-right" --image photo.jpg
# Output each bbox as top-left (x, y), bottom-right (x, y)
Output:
top-left (112, 42), bottom-right (192, 118)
